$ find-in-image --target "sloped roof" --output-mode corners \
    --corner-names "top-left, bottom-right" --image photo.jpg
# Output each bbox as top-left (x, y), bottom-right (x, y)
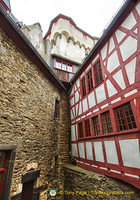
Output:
top-left (70, 0), bottom-right (138, 84)
top-left (44, 14), bottom-right (98, 40)
top-left (0, 0), bottom-right (11, 12)
top-left (0, 5), bottom-right (67, 92)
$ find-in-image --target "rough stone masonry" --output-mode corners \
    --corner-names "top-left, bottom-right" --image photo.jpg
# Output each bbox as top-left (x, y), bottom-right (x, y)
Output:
top-left (0, 28), bottom-right (69, 199)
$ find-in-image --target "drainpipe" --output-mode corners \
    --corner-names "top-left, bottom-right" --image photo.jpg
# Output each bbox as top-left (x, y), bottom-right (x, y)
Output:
top-left (67, 85), bottom-right (76, 164)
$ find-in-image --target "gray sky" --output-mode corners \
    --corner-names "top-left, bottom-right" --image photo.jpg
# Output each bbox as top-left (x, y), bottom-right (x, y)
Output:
top-left (10, 0), bottom-right (124, 37)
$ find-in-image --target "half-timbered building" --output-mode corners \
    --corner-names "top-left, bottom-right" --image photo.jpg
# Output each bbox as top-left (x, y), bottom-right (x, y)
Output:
top-left (0, 0), bottom-right (140, 199)
top-left (70, 0), bottom-right (140, 189)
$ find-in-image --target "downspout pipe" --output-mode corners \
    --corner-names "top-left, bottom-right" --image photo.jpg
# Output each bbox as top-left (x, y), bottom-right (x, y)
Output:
top-left (67, 84), bottom-right (76, 164)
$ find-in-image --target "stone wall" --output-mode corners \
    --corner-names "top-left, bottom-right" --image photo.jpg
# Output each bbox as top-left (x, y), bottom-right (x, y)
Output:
top-left (63, 164), bottom-right (140, 200)
top-left (21, 23), bottom-right (50, 64)
top-left (0, 28), bottom-right (69, 199)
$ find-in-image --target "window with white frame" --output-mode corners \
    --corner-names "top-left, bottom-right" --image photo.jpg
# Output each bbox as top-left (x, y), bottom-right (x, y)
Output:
top-left (55, 58), bottom-right (74, 73)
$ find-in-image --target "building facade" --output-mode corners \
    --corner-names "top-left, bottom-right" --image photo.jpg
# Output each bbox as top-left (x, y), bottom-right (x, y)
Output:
top-left (0, 4), bottom-right (69, 199)
top-left (70, 0), bottom-right (140, 189)
top-left (0, 0), bottom-right (140, 199)
top-left (22, 14), bottom-right (98, 83)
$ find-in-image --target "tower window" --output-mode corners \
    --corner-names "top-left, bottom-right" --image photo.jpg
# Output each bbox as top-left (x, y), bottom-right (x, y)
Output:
top-left (56, 60), bottom-right (61, 69)
top-left (67, 64), bottom-right (73, 72)
top-left (55, 58), bottom-right (74, 73)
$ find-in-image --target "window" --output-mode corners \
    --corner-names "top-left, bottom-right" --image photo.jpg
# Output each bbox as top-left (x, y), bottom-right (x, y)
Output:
top-left (78, 122), bottom-right (83, 138)
top-left (54, 98), bottom-right (60, 119)
top-left (115, 102), bottom-right (136, 131)
top-left (93, 61), bottom-right (103, 86)
top-left (55, 59), bottom-right (74, 73)
top-left (0, 151), bottom-right (7, 193)
top-left (81, 77), bottom-right (86, 97)
top-left (86, 70), bottom-right (93, 93)
top-left (84, 119), bottom-right (91, 137)
top-left (92, 116), bottom-right (100, 136)
top-left (101, 111), bottom-right (113, 134)
top-left (67, 64), bottom-right (73, 73)
top-left (56, 60), bottom-right (61, 69)
top-left (62, 63), bottom-right (67, 71)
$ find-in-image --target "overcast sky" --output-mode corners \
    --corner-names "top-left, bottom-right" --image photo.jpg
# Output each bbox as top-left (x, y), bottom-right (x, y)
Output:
top-left (10, 0), bottom-right (124, 37)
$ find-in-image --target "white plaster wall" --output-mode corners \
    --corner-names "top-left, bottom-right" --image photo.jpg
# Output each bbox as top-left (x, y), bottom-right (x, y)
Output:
top-left (94, 142), bottom-right (104, 162)
top-left (124, 89), bottom-right (137, 97)
top-left (120, 36), bottom-right (137, 61)
top-left (72, 143), bottom-right (78, 157)
top-left (75, 91), bottom-right (79, 103)
top-left (86, 142), bottom-right (93, 160)
top-left (78, 102), bottom-right (82, 115)
top-left (76, 104), bottom-right (78, 116)
top-left (134, 28), bottom-right (138, 34)
top-left (109, 37), bottom-right (115, 53)
top-left (136, 2), bottom-right (140, 15)
top-left (76, 79), bottom-right (80, 88)
top-left (71, 125), bottom-right (76, 141)
top-left (101, 43), bottom-right (107, 61)
top-left (121, 13), bottom-right (136, 30)
top-left (115, 30), bottom-right (126, 43)
top-left (106, 79), bottom-right (117, 97)
top-left (78, 143), bottom-right (85, 158)
top-left (88, 91), bottom-right (96, 108)
top-left (96, 84), bottom-right (106, 103)
top-left (119, 139), bottom-right (140, 168)
top-left (75, 124), bottom-right (78, 139)
top-left (82, 98), bottom-right (88, 113)
top-left (125, 58), bottom-right (136, 85)
top-left (104, 141), bottom-right (119, 165)
top-left (107, 51), bottom-right (120, 73)
top-left (113, 70), bottom-right (126, 90)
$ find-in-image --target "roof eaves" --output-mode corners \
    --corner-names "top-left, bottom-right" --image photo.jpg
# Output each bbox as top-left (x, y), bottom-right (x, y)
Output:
top-left (70, 0), bottom-right (137, 84)
top-left (43, 13), bottom-right (98, 40)
top-left (0, 5), bottom-right (67, 93)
